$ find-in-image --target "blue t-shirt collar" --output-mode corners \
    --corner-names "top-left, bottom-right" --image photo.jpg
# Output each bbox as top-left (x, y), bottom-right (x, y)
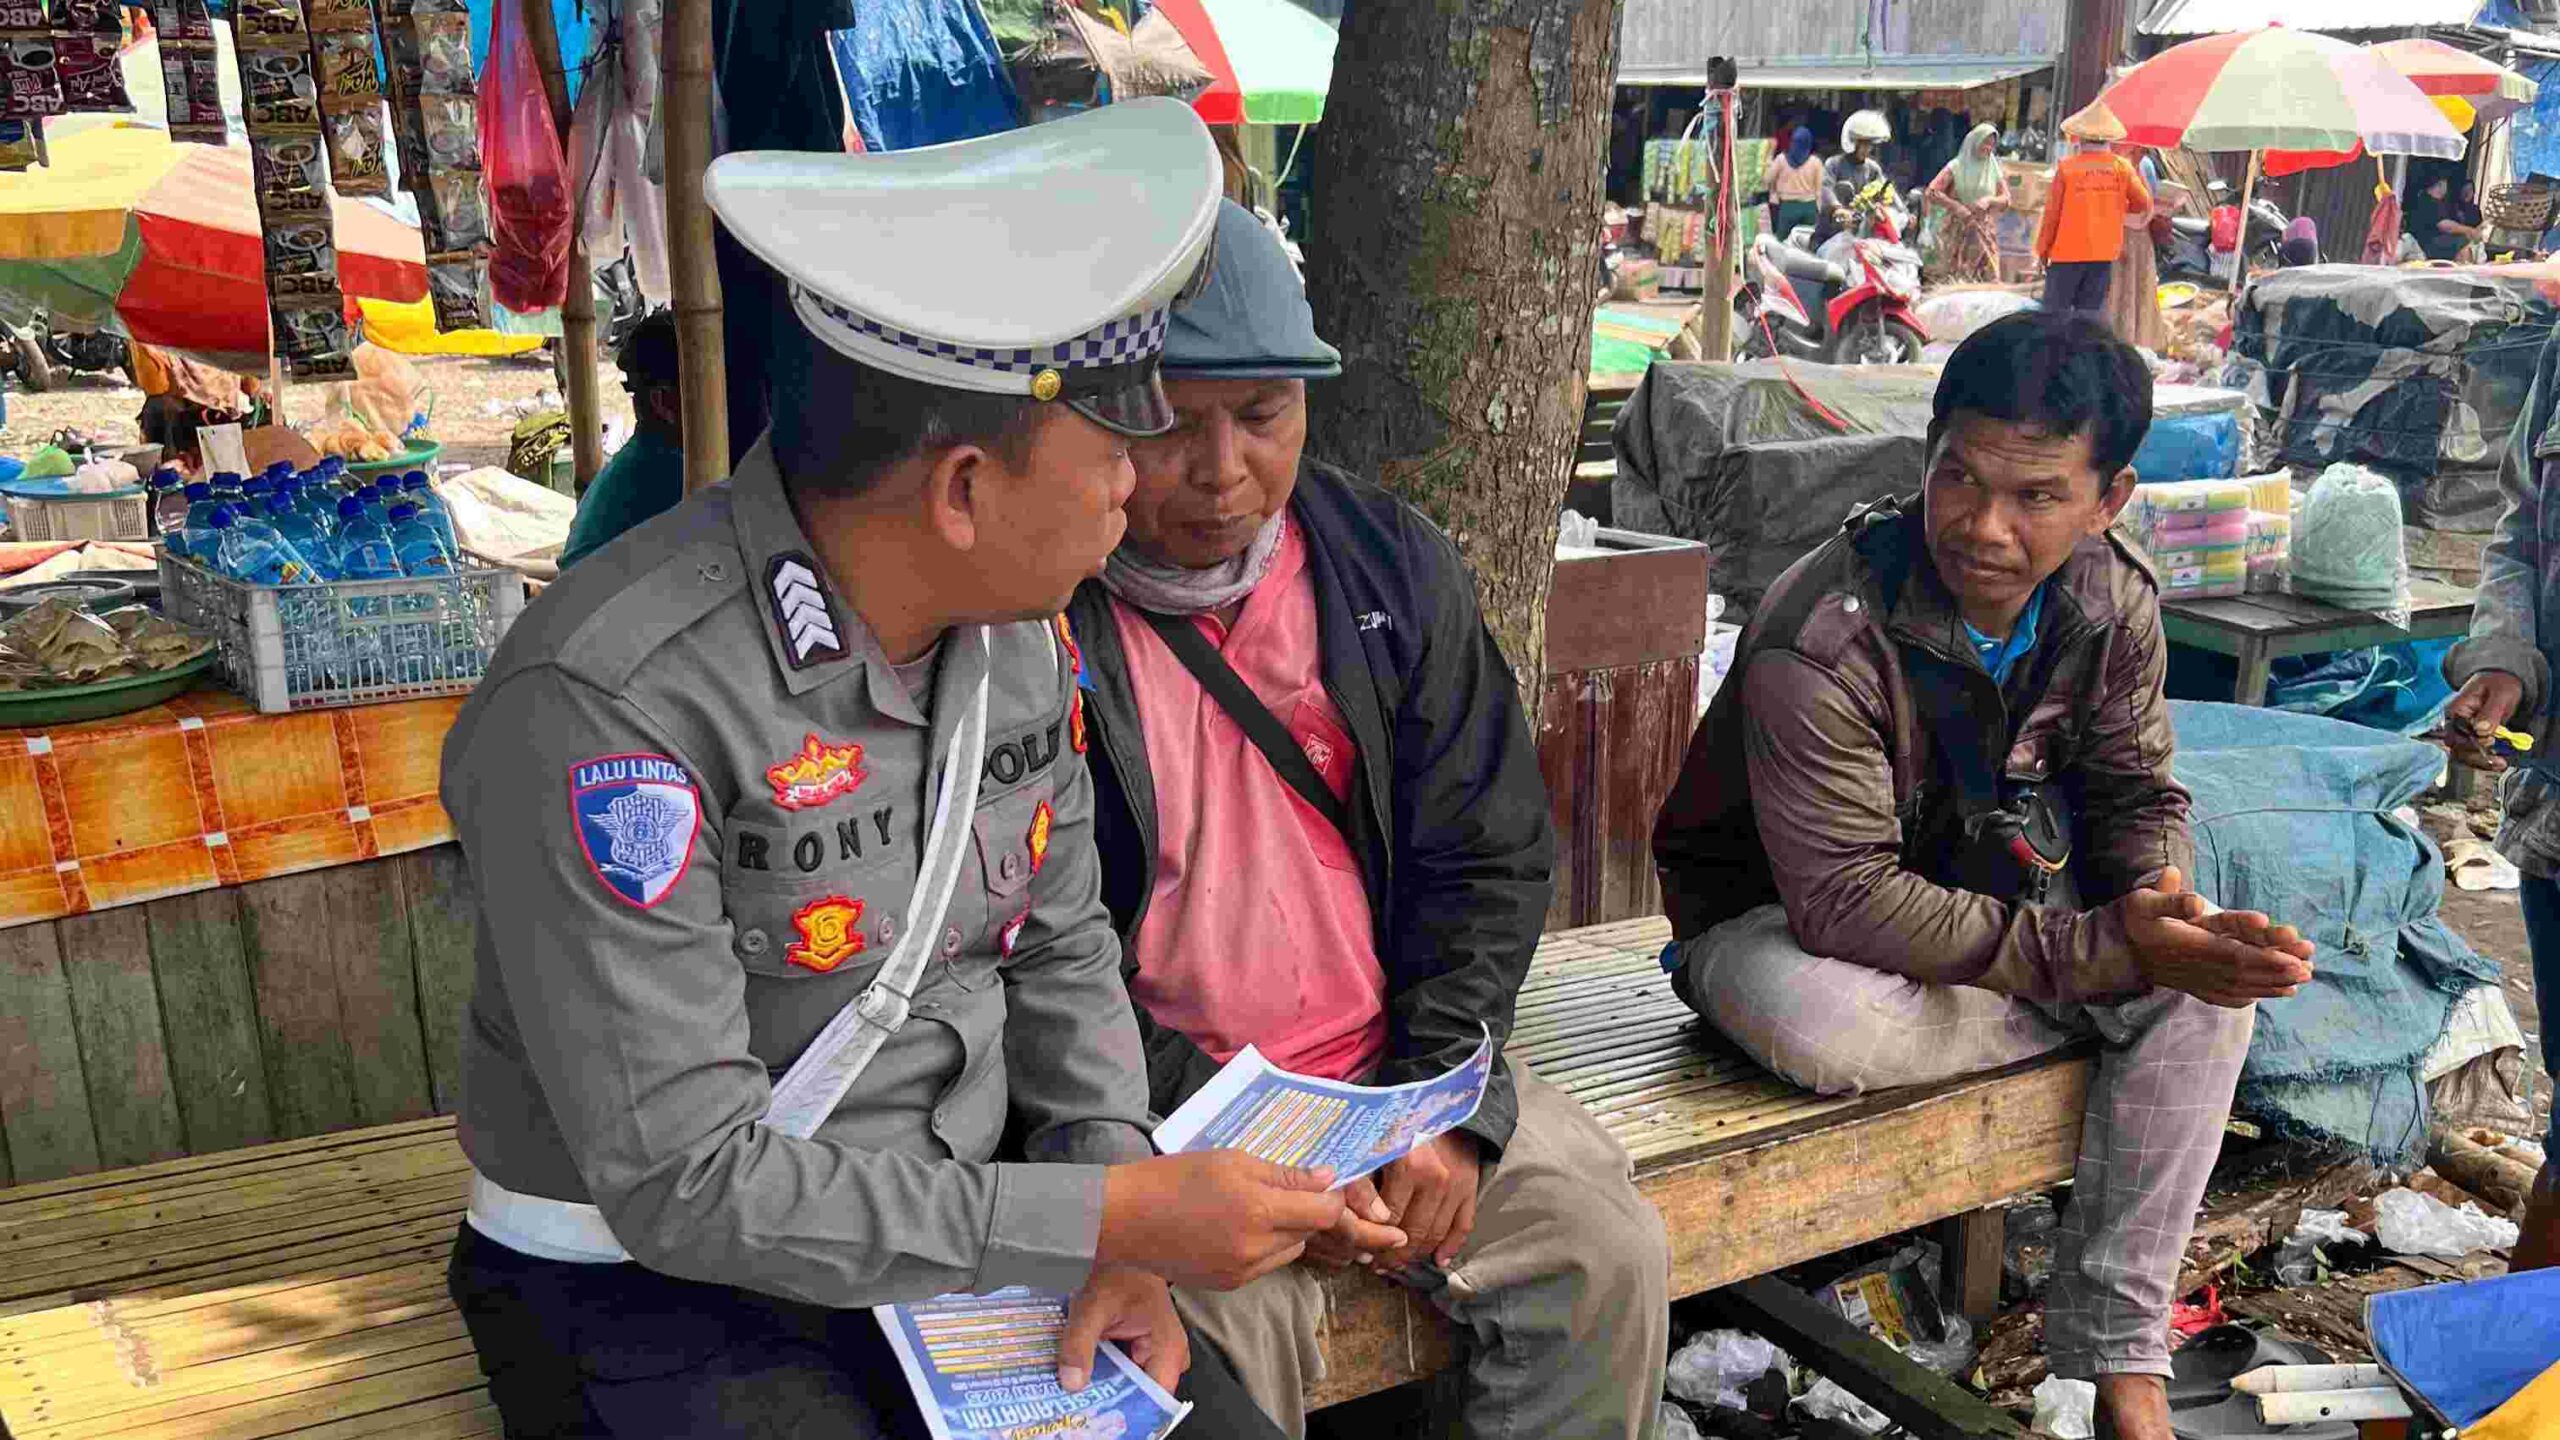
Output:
top-left (1962, 581), bottom-right (2048, 687)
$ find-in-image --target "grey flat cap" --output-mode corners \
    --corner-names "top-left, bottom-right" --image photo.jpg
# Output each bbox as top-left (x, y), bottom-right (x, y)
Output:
top-left (1162, 200), bottom-right (1343, 380)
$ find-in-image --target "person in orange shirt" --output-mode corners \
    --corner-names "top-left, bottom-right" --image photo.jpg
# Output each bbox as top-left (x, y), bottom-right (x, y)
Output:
top-left (2037, 115), bottom-right (2153, 322)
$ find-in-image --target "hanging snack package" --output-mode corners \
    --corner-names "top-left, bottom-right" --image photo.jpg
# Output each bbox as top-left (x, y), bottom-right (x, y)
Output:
top-left (240, 42), bottom-right (322, 130)
top-left (271, 296), bottom-right (354, 361)
top-left (321, 103), bottom-right (389, 196)
top-left (414, 11), bottom-right (472, 94)
top-left (311, 28), bottom-right (379, 104)
top-left (234, 0), bottom-right (311, 42)
top-left (419, 91), bottom-right (477, 169)
top-left (0, 119), bottom-right (37, 171)
top-left (53, 33), bottom-right (127, 113)
top-left (156, 0), bottom-right (225, 142)
top-left (0, 32), bottom-right (64, 121)
top-left (263, 216), bottom-right (343, 301)
top-left (55, 0), bottom-right (120, 31)
top-left (250, 130), bottom-right (332, 216)
top-left (173, 0), bottom-right (216, 42)
top-left (426, 165), bottom-right (490, 251)
top-left (426, 252), bottom-right (488, 331)
top-left (304, 0), bottom-right (374, 30)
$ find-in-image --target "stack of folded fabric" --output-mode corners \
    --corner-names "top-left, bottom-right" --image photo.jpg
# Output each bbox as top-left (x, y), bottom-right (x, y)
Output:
top-left (2246, 506), bottom-right (2291, 593)
top-left (2130, 479), bottom-right (2252, 600)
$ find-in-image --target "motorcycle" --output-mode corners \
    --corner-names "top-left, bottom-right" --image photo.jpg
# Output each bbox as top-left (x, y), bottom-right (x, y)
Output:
top-left (1735, 179), bottom-right (1928, 366)
top-left (2156, 180), bottom-right (2290, 286)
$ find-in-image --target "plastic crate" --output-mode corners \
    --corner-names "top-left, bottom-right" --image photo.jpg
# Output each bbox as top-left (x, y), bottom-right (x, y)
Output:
top-left (157, 549), bottom-right (525, 713)
top-left (3, 488), bottom-right (151, 542)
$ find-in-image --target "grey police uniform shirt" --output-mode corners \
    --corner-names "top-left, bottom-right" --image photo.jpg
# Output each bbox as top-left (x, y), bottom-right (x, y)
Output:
top-left (440, 438), bottom-right (1153, 1309)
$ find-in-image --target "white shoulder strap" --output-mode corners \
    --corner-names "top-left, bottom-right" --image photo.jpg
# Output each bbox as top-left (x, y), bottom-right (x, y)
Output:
top-left (765, 627), bottom-right (993, 1139)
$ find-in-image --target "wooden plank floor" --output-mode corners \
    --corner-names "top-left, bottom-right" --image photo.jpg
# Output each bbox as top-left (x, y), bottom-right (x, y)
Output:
top-left (0, 918), bottom-right (2090, 1436)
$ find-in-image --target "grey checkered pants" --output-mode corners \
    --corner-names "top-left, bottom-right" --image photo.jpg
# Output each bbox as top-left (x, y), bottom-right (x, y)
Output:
top-left (1675, 904), bottom-right (2255, 1377)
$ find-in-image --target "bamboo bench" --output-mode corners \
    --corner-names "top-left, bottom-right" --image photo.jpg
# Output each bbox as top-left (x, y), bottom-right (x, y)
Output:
top-left (0, 917), bottom-right (2092, 1438)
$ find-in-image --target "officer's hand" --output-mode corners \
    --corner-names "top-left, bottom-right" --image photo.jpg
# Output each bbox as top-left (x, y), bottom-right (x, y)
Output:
top-left (1059, 1267), bottom-right (1187, 1395)
top-left (2118, 866), bottom-right (2314, 1008)
top-left (1302, 1176), bottom-right (1409, 1269)
top-left (1097, 1152), bottom-right (1349, 1291)
top-left (1372, 1133), bottom-right (1483, 1271)
top-left (2444, 670), bottom-right (2526, 772)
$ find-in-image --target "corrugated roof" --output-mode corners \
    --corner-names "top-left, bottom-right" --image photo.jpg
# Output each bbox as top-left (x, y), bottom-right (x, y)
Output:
top-left (2138, 0), bottom-right (2484, 36)
top-left (1621, 57), bottom-right (2052, 90)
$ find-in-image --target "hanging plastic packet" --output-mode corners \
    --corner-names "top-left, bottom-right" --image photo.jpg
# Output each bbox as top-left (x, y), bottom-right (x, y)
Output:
top-left (152, 0), bottom-right (225, 143)
top-left (272, 296), bottom-right (355, 360)
top-left (241, 43), bottom-right (322, 129)
top-left (264, 216), bottom-right (343, 300)
top-left (235, 0), bottom-right (312, 41)
top-left (49, 0), bottom-right (126, 114)
top-left (413, 167), bottom-right (487, 255)
top-left (0, 30), bottom-right (64, 121)
top-left (426, 252), bottom-right (488, 331)
top-left (414, 11), bottom-right (472, 94)
top-left (250, 130), bottom-right (332, 216)
top-left (312, 30), bottom-right (379, 105)
top-left (303, 0), bottom-right (373, 30)
top-left (321, 103), bottom-right (389, 195)
top-left (419, 92), bottom-right (477, 168)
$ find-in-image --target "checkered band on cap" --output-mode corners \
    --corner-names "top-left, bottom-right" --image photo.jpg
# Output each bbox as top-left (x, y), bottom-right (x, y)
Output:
top-left (795, 286), bottom-right (1170, 393)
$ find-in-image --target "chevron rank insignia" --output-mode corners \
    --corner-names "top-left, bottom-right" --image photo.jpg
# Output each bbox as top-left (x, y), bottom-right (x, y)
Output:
top-left (767, 554), bottom-right (846, 669)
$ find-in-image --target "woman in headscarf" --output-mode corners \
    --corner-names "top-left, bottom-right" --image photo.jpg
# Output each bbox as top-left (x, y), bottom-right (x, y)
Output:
top-left (2102, 144), bottom-right (2169, 351)
top-left (1765, 125), bottom-right (1824, 241)
top-left (2278, 215), bottom-right (2320, 267)
top-left (1920, 122), bottom-right (2008, 282)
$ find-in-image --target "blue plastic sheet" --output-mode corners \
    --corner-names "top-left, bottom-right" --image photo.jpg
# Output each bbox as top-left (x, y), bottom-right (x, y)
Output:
top-left (2170, 702), bottom-right (2502, 1160)
top-left (831, 0), bottom-right (1020, 153)
top-left (2368, 1270), bottom-right (2560, 1429)
top-left (2130, 409), bottom-right (2239, 482)
top-left (2513, 58), bottom-right (2560, 185)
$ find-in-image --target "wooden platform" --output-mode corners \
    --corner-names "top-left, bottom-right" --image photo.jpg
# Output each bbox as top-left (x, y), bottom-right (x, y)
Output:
top-left (2161, 577), bottom-right (2476, 706)
top-left (0, 918), bottom-right (2091, 1438)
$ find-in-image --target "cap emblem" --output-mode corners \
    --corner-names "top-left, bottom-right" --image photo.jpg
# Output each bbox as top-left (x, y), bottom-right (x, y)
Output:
top-left (1032, 369), bottom-right (1063, 402)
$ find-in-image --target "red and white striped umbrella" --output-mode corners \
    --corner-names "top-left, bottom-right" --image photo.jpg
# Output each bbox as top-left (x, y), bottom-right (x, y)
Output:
top-left (2083, 27), bottom-right (2466, 161)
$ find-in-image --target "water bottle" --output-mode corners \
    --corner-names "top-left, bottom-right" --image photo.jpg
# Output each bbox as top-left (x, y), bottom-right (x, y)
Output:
top-left (264, 494), bottom-right (339, 579)
top-left (357, 482), bottom-right (391, 527)
top-left (150, 468), bottom-right (190, 540)
top-left (209, 508), bottom-right (323, 586)
top-left (389, 501), bottom-right (454, 576)
top-left (210, 470), bottom-right (246, 510)
top-left (335, 498), bottom-right (402, 581)
top-left (176, 482), bottom-right (221, 561)
top-left (398, 472), bottom-right (459, 555)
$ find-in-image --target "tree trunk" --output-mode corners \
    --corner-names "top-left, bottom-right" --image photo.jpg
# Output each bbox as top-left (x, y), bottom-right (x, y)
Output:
top-left (1303, 0), bottom-right (1625, 714)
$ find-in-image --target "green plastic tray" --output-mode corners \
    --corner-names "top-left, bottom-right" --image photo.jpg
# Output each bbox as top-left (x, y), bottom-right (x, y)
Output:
top-left (0, 651), bottom-right (218, 727)
top-left (345, 438), bottom-right (443, 480)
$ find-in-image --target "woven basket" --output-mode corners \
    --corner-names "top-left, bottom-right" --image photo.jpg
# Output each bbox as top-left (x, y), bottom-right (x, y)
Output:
top-left (2484, 180), bottom-right (2557, 234)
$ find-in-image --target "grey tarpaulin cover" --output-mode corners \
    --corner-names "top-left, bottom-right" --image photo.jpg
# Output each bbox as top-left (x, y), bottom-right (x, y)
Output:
top-left (2232, 262), bottom-right (2557, 532)
top-left (1609, 361), bottom-right (1939, 620)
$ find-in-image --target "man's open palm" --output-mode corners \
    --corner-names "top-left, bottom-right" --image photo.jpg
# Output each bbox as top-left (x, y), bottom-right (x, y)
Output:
top-left (2120, 865), bottom-right (2314, 1008)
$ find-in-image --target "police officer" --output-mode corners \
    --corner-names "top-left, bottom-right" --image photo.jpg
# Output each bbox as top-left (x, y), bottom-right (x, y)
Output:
top-left (440, 100), bottom-right (1353, 1437)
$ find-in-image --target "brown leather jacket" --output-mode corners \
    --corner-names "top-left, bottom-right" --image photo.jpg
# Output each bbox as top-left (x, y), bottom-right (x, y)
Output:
top-left (1653, 502), bottom-right (2190, 1006)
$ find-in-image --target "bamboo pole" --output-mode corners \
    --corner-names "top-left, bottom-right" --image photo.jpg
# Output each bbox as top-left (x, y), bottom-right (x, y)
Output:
top-left (517, 0), bottom-right (601, 493)
top-left (2228, 149), bottom-right (2259, 292)
top-left (662, 0), bottom-right (728, 493)
top-left (1698, 88), bottom-right (1736, 363)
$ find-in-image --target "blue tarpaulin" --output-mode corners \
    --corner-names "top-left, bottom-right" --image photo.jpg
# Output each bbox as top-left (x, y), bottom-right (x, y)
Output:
top-left (831, 0), bottom-right (1020, 153)
top-left (2512, 58), bottom-right (2560, 184)
top-left (2369, 1270), bottom-right (2560, 1430)
top-left (2170, 702), bottom-right (2502, 1160)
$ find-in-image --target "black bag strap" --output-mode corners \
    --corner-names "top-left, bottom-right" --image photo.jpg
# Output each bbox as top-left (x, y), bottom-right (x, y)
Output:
top-left (1141, 610), bottom-right (1352, 838)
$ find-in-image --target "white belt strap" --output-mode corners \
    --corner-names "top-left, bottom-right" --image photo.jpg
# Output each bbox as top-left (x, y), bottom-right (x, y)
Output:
top-left (469, 630), bottom-right (994, 1262)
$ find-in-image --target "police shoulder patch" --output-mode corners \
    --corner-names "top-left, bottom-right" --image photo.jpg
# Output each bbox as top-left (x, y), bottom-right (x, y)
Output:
top-left (998, 907), bottom-right (1031, 958)
top-left (569, 753), bottom-right (702, 909)
top-left (768, 554), bottom-right (846, 669)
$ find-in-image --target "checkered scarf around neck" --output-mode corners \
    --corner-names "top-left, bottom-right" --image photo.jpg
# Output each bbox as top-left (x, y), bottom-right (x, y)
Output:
top-left (1100, 512), bottom-right (1287, 616)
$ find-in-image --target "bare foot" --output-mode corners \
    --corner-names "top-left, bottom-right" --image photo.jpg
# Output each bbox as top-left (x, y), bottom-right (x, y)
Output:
top-left (2094, 1373), bottom-right (2172, 1440)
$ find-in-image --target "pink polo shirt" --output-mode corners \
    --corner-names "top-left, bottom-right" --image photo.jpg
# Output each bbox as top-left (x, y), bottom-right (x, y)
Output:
top-left (1111, 520), bottom-right (1390, 1082)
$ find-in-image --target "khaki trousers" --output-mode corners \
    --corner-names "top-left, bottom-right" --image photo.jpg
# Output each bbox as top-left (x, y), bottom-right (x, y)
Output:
top-left (1175, 1068), bottom-right (1669, 1440)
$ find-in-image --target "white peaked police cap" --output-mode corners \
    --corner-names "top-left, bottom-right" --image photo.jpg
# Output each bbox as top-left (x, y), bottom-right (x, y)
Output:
top-left (704, 97), bottom-right (1224, 438)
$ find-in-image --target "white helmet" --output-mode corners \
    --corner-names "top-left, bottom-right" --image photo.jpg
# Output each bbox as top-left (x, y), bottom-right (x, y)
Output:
top-left (1843, 109), bottom-right (1891, 146)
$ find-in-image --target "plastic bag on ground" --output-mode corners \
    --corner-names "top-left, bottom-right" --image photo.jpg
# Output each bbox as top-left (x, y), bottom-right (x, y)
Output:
top-left (1793, 1376), bottom-right (1891, 1434)
top-left (2372, 1186), bottom-right (2522, 1259)
top-left (1657, 1399), bottom-right (1702, 1440)
top-left (1903, 1311), bottom-right (1976, 1376)
top-left (2032, 1375), bottom-right (2097, 1439)
top-left (1665, 1329), bottom-right (1788, 1409)
top-left (2292, 1208), bottom-right (2370, 1247)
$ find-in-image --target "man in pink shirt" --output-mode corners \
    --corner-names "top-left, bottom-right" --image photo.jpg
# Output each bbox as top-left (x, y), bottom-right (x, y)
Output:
top-left (1063, 202), bottom-right (1669, 1440)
